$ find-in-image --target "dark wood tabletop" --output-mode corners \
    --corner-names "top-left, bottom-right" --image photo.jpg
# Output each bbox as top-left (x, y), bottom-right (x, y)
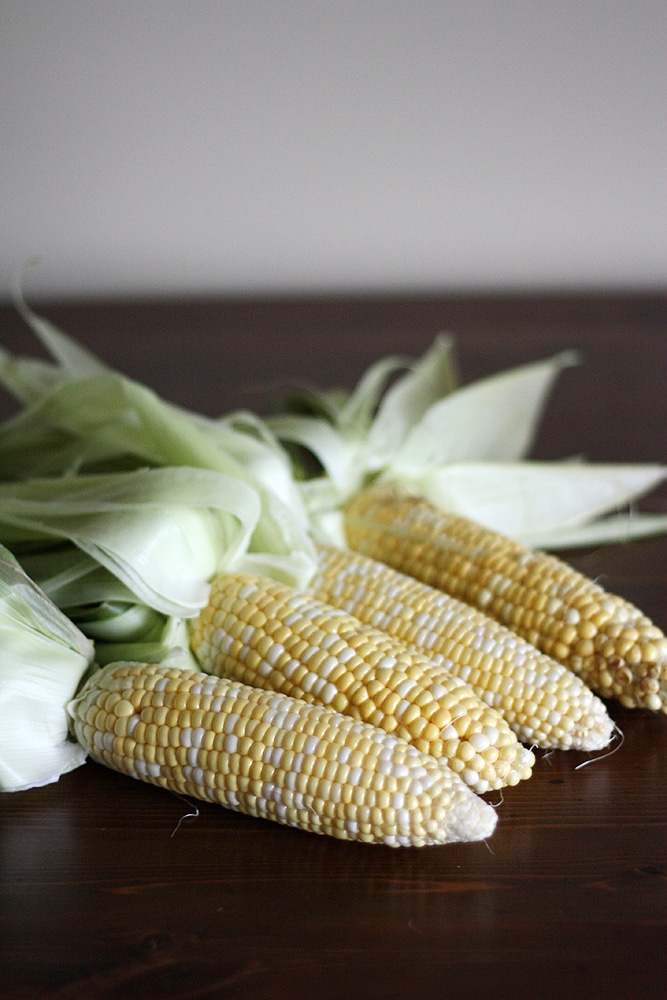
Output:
top-left (1, 292), bottom-right (666, 1000)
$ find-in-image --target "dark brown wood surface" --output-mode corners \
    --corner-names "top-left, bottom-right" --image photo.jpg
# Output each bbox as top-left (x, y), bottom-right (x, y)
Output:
top-left (1, 292), bottom-right (666, 999)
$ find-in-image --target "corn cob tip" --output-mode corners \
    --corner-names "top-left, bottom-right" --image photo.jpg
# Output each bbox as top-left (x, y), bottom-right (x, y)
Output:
top-left (482, 661), bottom-right (616, 753)
top-left (567, 694), bottom-right (616, 751)
top-left (444, 784), bottom-right (498, 844)
top-left (535, 591), bottom-right (667, 715)
top-left (512, 744), bottom-right (536, 784)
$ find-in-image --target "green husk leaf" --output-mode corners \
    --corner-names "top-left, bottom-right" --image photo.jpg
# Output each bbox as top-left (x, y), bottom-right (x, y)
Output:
top-left (0, 285), bottom-right (104, 410)
top-left (17, 544), bottom-right (136, 608)
top-left (269, 335), bottom-right (667, 550)
top-left (335, 354), bottom-right (410, 435)
top-left (268, 336), bottom-right (459, 485)
top-left (0, 467), bottom-right (262, 616)
top-left (519, 511), bottom-right (667, 549)
top-left (387, 461), bottom-right (667, 545)
top-left (277, 356), bottom-right (408, 431)
top-left (0, 328), bottom-right (317, 587)
top-left (0, 543), bottom-right (94, 791)
top-left (65, 601), bottom-right (165, 643)
top-left (0, 344), bottom-right (64, 407)
top-left (211, 409), bottom-right (311, 513)
top-left (391, 351), bottom-right (579, 471)
top-left (365, 335), bottom-right (459, 464)
top-left (14, 287), bottom-right (107, 376)
top-left (11, 372), bottom-right (246, 474)
top-left (266, 413), bottom-right (362, 496)
top-left (17, 544), bottom-right (197, 666)
top-left (0, 402), bottom-right (134, 480)
top-left (87, 615), bottom-right (197, 668)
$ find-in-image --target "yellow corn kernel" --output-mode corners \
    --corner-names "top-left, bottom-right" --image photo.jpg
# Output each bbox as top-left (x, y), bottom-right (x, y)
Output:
top-left (309, 543), bottom-right (614, 750)
top-left (344, 484), bottom-right (667, 715)
top-left (67, 661), bottom-right (497, 847)
top-left (190, 572), bottom-right (534, 794)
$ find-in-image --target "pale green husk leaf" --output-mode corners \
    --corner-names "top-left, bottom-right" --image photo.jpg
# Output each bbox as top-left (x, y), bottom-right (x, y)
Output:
top-left (14, 286), bottom-right (108, 376)
top-left (0, 467), bottom-right (261, 617)
top-left (267, 413), bottom-right (363, 496)
top-left (0, 344), bottom-right (65, 408)
top-left (16, 544), bottom-right (198, 667)
top-left (518, 511), bottom-right (667, 549)
top-left (266, 337), bottom-right (459, 499)
top-left (330, 353), bottom-right (409, 434)
top-left (390, 350), bottom-right (578, 470)
top-left (0, 543), bottom-right (94, 791)
top-left (0, 318), bottom-right (316, 589)
top-left (365, 335), bottom-right (459, 463)
top-left (272, 338), bottom-right (666, 550)
top-left (389, 461), bottom-right (667, 545)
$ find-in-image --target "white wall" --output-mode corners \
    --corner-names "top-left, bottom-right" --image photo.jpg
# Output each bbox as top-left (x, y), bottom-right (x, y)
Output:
top-left (1, 1), bottom-right (665, 301)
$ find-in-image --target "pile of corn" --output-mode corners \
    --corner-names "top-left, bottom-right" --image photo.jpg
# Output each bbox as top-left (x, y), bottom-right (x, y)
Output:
top-left (4, 312), bottom-right (664, 848)
top-left (70, 496), bottom-right (666, 847)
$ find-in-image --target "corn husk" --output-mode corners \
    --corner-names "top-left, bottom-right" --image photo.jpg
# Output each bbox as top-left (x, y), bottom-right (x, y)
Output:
top-left (0, 543), bottom-right (94, 791)
top-left (0, 309), bottom-right (316, 590)
top-left (269, 337), bottom-right (667, 549)
top-left (0, 308), bottom-right (319, 692)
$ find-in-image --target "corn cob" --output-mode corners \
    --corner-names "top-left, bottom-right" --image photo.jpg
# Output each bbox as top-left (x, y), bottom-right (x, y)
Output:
top-left (189, 573), bottom-right (534, 794)
top-left (309, 544), bottom-right (614, 750)
top-left (344, 483), bottom-right (667, 714)
top-left (67, 660), bottom-right (497, 847)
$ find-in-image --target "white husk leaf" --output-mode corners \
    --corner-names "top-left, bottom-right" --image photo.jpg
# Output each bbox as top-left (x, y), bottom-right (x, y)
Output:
top-left (0, 544), bottom-right (94, 791)
top-left (389, 462), bottom-right (667, 545)
top-left (391, 351), bottom-right (578, 470)
top-left (365, 335), bottom-right (459, 464)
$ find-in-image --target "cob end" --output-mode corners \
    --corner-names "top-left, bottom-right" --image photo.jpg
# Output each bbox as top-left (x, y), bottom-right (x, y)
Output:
top-left (442, 787), bottom-right (498, 844)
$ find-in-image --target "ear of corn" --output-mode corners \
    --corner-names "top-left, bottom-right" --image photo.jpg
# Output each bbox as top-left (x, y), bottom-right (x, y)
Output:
top-left (344, 484), bottom-right (667, 714)
top-left (189, 573), bottom-right (535, 794)
top-left (309, 544), bottom-right (614, 751)
top-left (67, 660), bottom-right (498, 847)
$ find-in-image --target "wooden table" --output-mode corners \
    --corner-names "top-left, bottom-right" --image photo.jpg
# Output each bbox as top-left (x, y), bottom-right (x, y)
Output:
top-left (1, 292), bottom-right (666, 999)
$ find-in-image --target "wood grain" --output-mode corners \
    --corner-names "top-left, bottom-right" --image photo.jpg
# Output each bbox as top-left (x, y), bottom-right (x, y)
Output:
top-left (1, 292), bottom-right (666, 999)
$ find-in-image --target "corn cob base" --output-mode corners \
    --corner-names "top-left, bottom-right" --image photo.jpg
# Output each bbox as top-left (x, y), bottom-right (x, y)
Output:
top-left (67, 661), bottom-right (498, 847)
top-left (345, 485), bottom-right (667, 714)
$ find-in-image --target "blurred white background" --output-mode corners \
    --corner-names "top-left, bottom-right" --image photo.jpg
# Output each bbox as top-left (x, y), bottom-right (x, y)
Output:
top-left (1, 1), bottom-right (665, 301)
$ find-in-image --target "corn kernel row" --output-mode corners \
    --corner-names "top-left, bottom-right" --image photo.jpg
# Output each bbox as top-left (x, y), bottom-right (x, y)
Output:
top-left (68, 660), bottom-right (498, 847)
top-left (189, 573), bottom-right (534, 794)
top-left (345, 484), bottom-right (667, 713)
top-left (310, 544), bottom-right (614, 750)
